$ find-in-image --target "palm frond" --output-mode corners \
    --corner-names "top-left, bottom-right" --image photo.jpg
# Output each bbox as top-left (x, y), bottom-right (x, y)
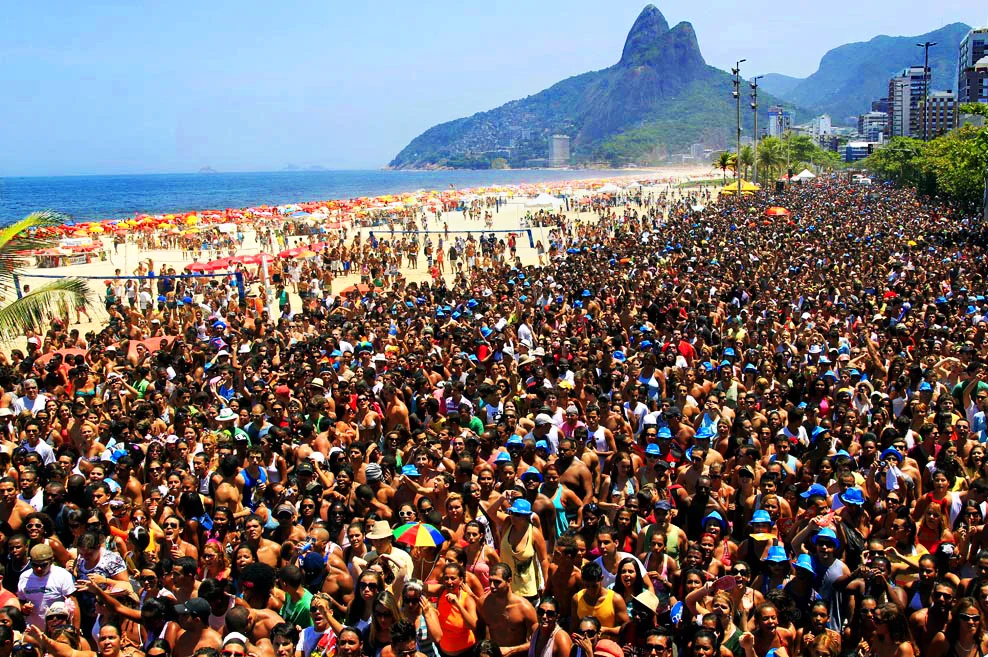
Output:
top-left (0, 278), bottom-right (90, 340)
top-left (0, 211), bottom-right (71, 279)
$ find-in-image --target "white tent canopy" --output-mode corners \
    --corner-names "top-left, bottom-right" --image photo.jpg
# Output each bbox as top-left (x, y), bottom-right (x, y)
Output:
top-left (598, 182), bottom-right (623, 193)
top-left (525, 192), bottom-right (562, 208)
top-left (624, 181), bottom-right (642, 189)
top-left (792, 169), bottom-right (816, 180)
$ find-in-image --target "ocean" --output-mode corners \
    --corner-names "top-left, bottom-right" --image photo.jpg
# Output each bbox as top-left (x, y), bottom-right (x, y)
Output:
top-left (0, 169), bottom-right (652, 224)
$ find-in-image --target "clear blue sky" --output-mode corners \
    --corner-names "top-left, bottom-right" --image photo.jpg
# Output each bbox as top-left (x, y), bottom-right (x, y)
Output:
top-left (2, 0), bottom-right (982, 176)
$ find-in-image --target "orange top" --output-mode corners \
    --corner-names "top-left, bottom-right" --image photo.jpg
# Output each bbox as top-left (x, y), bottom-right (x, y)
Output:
top-left (438, 589), bottom-right (476, 654)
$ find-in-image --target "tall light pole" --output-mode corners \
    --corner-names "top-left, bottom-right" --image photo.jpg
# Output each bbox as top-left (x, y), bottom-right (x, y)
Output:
top-left (917, 41), bottom-right (936, 141)
top-left (732, 59), bottom-right (746, 192)
top-left (751, 75), bottom-right (763, 185)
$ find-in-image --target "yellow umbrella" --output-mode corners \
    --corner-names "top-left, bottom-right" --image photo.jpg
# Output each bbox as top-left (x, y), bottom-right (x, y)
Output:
top-left (88, 225), bottom-right (105, 234)
top-left (297, 250), bottom-right (318, 258)
top-left (186, 215), bottom-right (199, 225)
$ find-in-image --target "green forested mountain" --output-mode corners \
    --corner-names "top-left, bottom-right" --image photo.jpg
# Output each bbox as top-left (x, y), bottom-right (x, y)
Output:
top-left (761, 23), bottom-right (972, 124)
top-left (389, 5), bottom-right (789, 169)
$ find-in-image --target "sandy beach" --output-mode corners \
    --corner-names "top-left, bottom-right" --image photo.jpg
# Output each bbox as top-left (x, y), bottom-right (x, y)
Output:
top-left (8, 166), bottom-right (718, 349)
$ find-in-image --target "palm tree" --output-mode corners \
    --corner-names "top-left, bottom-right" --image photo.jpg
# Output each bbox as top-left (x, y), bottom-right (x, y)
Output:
top-left (739, 145), bottom-right (754, 181)
top-left (713, 152), bottom-right (736, 183)
top-left (757, 140), bottom-right (785, 183)
top-left (0, 211), bottom-right (90, 339)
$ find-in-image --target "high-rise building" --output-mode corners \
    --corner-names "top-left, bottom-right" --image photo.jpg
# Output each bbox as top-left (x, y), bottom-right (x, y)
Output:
top-left (871, 98), bottom-right (889, 114)
top-left (959, 27), bottom-right (988, 104)
top-left (858, 111), bottom-right (889, 143)
top-left (809, 115), bottom-right (833, 142)
top-left (844, 141), bottom-right (876, 163)
top-left (766, 106), bottom-right (792, 137)
top-left (888, 66), bottom-right (926, 138)
top-left (921, 91), bottom-right (958, 137)
top-left (548, 135), bottom-right (570, 167)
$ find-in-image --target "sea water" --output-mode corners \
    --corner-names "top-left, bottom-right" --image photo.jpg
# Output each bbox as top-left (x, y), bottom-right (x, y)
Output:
top-left (0, 169), bottom-right (652, 223)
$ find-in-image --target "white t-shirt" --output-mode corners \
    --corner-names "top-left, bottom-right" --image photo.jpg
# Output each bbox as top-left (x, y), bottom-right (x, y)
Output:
top-left (13, 393), bottom-right (49, 416)
top-left (18, 565), bottom-right (76, 627)
top-left (297, 626), bottom-right (337, 657)
top-left (23, 439), bottom-right (55, 465)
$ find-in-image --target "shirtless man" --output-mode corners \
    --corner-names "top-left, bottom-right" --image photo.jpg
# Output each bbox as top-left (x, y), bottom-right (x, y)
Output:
top-left (211, 454), bottom-right (245, 518)
top-left (243, 514), bottom-right (281, 567)
top-left (235, 563), bottom-right (287, 638)
top-left (0, 477), bottom-right (33, 534)
top-left (174, 598), bottom-right (223, 653)
top-left (908, 579), bottom-right (955, 648)
top-left (556, 437), bottom-right (593, 505)
top-left (383, 385), bottom-right (410, 433)
top-left (480, 563), bottom-right (537, 657)
top-left (223, 606), bottom-right (275, 657)
top-left (544, 536), bottom-right (584, 625)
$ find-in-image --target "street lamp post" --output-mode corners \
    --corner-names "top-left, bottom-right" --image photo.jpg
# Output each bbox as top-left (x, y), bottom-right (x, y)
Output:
top-left (917, 41), bottom-right (937, 141)
top-left (751, 75), bottom-right (763, 184)
top-left (732, 59), bottom-right (746, 192)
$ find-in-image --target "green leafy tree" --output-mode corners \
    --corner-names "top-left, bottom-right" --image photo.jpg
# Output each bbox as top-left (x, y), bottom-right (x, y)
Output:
top-left (713, 152), bottom-right (736, 183)
top-left (756, 138), bottom-right (785, 182)
top-left (739, 145), bottom-right (754, 180)
top-left (0, 211), bottom-right (90, 339)
top-left (958, 103), bottom-right (988, 219)
top-left (861, 137), bottom-right (925, 187)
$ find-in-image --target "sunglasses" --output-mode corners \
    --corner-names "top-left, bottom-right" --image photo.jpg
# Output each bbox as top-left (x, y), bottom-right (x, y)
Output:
top-left (537, 608), bottom-right (557, 618)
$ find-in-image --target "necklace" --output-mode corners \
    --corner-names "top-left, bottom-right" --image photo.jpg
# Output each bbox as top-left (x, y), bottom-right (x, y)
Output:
top-left (958, 641), bottom-right (976, 654)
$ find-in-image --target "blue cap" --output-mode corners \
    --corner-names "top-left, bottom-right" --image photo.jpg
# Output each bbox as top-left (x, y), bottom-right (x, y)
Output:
top-left (613, 351), bottom-right (626, 362)
top-left (182, 296), bottom-right (193, 304)
top-left (800, 483), bottom-right (829, 499)
top-left (467, 299), bottom-right (478, 309)
top-left (506, 435), bottom-right (524, 446)
top-left (640, 340), bottom-right (652, 349)
top-left (535, 440), bottom-right (550, 451)
top-left (521, 466), bottom-right (543, 482)
top-left (744, 363), bottom-right (757, 373)
top-left (657, 427), bottom-right (673, 439)
top-left (763, 545), bottom-right (789, 563)
top-left (695, 425), bottom-right (715, 441)
top-left (582, 290), bottom-right (592, 297)
top-left (509, 498), bottom-right (532, 515)
top-left (481, 327), bottom-right (492, 338)
top-left (108, 448), bottom-right (127, 464)
top-left (645, 444), bottom-right (662, 456)
top-left (703, 511), bottom-right (728, 534)
top-left (750, 509), bottom-right (774, 526)
top-left (401, 465), bottom-right (421, 477)
top-left (719, 359), bottom-right (731, 367)
top-left (495, 451), bottom-right (513, 463)
top-left (918, 382), bottom-right (933, 392)
top-left (881, 447), bottom-right (902, 462)
top-left (823, 370), bottom-right (837, 379)
top-left (301, 551), bottom-right (325, 573)
top-left (157, 295), bottom-right (166, 302)
top-left (794, 553), bottom-right (816, 575)
top-left (574, 301), bottom-right (583, 309)
top-left (840, 487), bottom-right (865, 506)
top-left (724, 347), bottom-right (736, 357)
top-left (812, 527), bottom-right (841, 549)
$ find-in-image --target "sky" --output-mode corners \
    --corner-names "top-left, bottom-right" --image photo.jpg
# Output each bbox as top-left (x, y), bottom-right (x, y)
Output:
top-left (1, 0), bottom-right (983, 176)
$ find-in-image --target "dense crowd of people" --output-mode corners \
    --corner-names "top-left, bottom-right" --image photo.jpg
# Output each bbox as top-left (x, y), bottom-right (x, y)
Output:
top-left (2, 176), bottom-right (987, 657)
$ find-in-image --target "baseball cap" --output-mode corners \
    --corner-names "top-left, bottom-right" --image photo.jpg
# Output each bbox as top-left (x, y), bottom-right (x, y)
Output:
top-left (174, 597), bottom-right (211, 621)
top-left (534, 413), bottom-right (553, 426)
top-left (365, 463), bottom-right (383, 482)
top-left (30, 544), bottom-right (54, 561)
top-left (800, 483), bottom-right (829, 499)
top-left (509, 499), bottom-right (532, 515)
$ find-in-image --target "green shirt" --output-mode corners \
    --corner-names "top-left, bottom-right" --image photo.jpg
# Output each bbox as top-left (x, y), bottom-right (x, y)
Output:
top-left (281, 588), bottom-right (313, 628)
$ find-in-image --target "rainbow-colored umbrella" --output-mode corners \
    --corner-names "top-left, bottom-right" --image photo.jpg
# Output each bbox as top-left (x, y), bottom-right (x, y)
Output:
top-left (392, 522), bottom-right (445, 548)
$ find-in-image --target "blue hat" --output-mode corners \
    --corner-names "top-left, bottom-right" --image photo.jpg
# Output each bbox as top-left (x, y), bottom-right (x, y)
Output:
top-left (763, 545), bottom-right (789, 563)
top-left (582, 290), bottom-right (592, 297)
top-left (574, 301), bottom-right (583, 309)
top-left (157, 295), bottom-right (166, 303)
top-left (494, 451), bottom-right (513, 463)
top-left (467, 299), bottom-right (479, 309)
top-left (640, 340), bottom-right (652, 349)
top-left (506, 435), bottom-right (524, 446)
top-left (108, 448), bottom-right (127, 464)
top-left (719, 359), bottom-right (731, 367)
top-left (519, 295), bottom-right (528, 302)
top-left (823, 370), bottom-right (837, 379)
top-left (840, 487), bottom-right (865, 506)
top-left (213, 321), bottom-right (227, 331)
top-left (743, 363), bottom-right (757, 373)
top-left (182, 296), bottom-right (193, 304)
top-left (702, 361), bottom-right (714, 371)
top-left (535, 440), bottom-right (550, 451)
top-left (812, 527), bottom-right (841, 549)
top-left (750, 509), bottom-right (774, 526)
top-left (301, 551), bottom-right (326, 573)
top-left (703, 511), bottom-right (728, 534)
top-left (654, 500), bottom-right (673, 512)
top-left (401, 465), bottom-right (421, 477)
top-left (918, 382), bottom-right (933, 392)
top-left (521, 467), bottom-right (543, 482)
top-left (657, 426), bottom-right (673, 439)
top-left (645, 444), bottom-right (662, 456)
top-left (849, 368), bottom-right (861, 377)
top-left (724, 347), bottom-right (735, 357)
top-left (881, 447), bottom-right (902, 463)
top-left (695, 425), bottom-right (715, 441)
top-left (800, 483), bottom-right (829, 499)
top-left (794, 553), bottom-right (816, 575)
top-left (613, 351), bottom-right (627, 362)
top-left (509, 498), bottom-right (532, 515)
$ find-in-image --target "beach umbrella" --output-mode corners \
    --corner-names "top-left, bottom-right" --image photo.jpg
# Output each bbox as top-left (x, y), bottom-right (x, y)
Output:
top-left (340, 284), bottom-right (374, 295)
top-left (765, 207), bottom-right (791, 217)
top-left (242, 253), bottom-right (274, 265)
top-left (296, 250), bottom-right (318, 259)
top-left (184, 262), bottom-right (209, 272)
top-left (392, 522), bottom-right (445, 548)
top-left (201, 258), bottom-right (231, 271)
top-left (35, 348), bottom-right (88, 367)
top-left (278, 247), bottom-right (302, 258)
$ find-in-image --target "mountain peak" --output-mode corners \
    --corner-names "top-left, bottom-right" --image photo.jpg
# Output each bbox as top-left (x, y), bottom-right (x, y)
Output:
top-left (621, 5), bottom-right (671, 65)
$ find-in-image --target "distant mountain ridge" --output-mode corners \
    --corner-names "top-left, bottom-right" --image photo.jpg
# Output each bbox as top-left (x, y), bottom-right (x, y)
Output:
top-left (390, 5), bottom-right (788, 169)
top-left (760, 22), bottom-right (972, 124)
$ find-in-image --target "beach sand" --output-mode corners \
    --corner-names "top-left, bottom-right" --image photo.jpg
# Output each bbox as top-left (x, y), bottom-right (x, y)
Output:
top-left (7, 167), bottom-right (719, 351)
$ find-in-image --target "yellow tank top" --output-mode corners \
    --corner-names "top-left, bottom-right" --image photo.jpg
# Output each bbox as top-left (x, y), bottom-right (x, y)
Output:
top-left (500, 525), bottom-right (539, 597)
top-left (575, 589), bottom-right (616, 628)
